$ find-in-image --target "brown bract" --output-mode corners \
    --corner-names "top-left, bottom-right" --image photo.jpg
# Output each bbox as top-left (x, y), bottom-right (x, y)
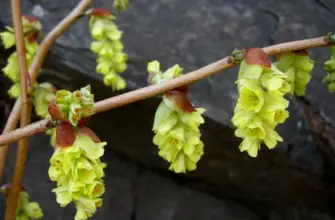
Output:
top-left (173, 86), bottom-right (189, 94)
top-left (48, 99), bottom-right (64, 121)
top-left (79, 126), bottom-right (101, 143)
top-left (56, 121), bottom-right (76, 148)
top-left (78, 117), bottom-right (90, 127)
top-left (1, 183), bottom-right (25, 197)
top-left (294, 49), bottom-right (309, 56)
top-left (147, 72), bottom-right (156, 85)
top-left (165, 89), bottom-right (195, 113)
top-left (26, 31), bottom-right (39, 43)
top-left (243, 48), bottom-right (271, 68)
top-left (275, 49), bottom-right (309, 60)
top-left (90, 8), bottom-right (112, 18)
top-left (23, 15), bottom-right (37, 23)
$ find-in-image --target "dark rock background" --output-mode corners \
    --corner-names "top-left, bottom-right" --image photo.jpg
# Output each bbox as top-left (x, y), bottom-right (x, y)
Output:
top-left (1, 0), bottom-right (335, 219)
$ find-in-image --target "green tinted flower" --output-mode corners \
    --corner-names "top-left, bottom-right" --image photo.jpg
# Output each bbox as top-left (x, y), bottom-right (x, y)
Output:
top-left (237, 79), bottom-right (264, 113)
top-left (103, 72), bottom-right (126, 91)
top-left (33, 83), bottom-right (56, 118)
top-left (25, 202), bottom-right (43, 219)
top-left (259, 92), bottom-right (289, 127)
top-left (260, 66), bottom-right (291, 93)
top-left (8, 82), bottom-right (20, 98)
top-left (275, 51), bottom-right (314, 95)
top-left (239, 138), bottom-right (260, 157)
top-left (231, 110), bottom-right (255, 128)
top-left (114, 0), bottom-right (129, 11)
top-left (235, 116), bottom-right (266, 140)
top-left (238, 60), bottom-right (264, 80)
top-left (153, 101), bottom-right (178, 135)
top-left (16, 215), bottom-right (29, 220)
top-left (89, 9), bottom-right (128, 91)
top-left (147, 60), bottom-right (160, 74)
top-left (0, 31), bottom-right (15, 49)
top-left (10, 191), bottom-right (44, 220)
top-left (147, 60), bottom-right (183, 85)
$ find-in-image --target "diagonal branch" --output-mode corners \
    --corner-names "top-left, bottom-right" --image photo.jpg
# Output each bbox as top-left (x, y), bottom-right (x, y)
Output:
top-left (0, 0), bottom-right (93, 185)
top-left (0, 37), bottom-right (331, 147)
top-left (4, 0), bottom-right (31, 218)
top-left (0, 100), bottom-right (21, 184)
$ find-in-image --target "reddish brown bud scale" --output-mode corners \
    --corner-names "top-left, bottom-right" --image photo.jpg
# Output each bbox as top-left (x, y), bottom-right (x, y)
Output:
top-left (56, 121), bottom-right (76, 148)
top-left (1, 183), bottom-right (26, 197)
top-left (165, 90), bottom-right (196, 113)
top-left (27, 31), bottom-right (39, 43)
top-left (78, 117), bottom-right (90, 127)
top-left (79, 126), bottom-right (101, 143)
top-left (294, 49), bottom-right (309, 56)
top-left (26, 72), bottom-right (31, 87)
top-left (51, 86), bottom-right (58, 93)
top-left (275, 49), bottom-right (309, 61)
top-left (243, 48), bottom-right (271, 68)
top-left (48, 99), bottom-right (64, 121)
top-left (23, 15), bottom-right (37, 23)
top-left (90, 8), bottom-right (112, 17)
top-left (173, 86), bottom-right (189, 94)
top-left (147, 72), bottom-right (156, 85)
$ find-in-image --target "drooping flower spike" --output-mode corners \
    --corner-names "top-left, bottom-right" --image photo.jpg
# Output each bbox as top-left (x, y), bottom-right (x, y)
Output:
top-left (87, 8), bottom-right (128, 91)
top-left (32, 82), bottom-right (58, 147)
top-left (275, 50), bottom-right (314, 96)
top-left (148, 61), bottom-right (206, 173)
top-left (0, 15), bottom-right (41, 98)
top-left (48, 132), bottom-right (107, 220)
top-left (114, 0), bottom-right (129, 11)
top-left (232, 48), bottom-right (291, 157)
top-left (323, 46), bottom-right (335, 92)
top-left (47, 85), bottom-right (107, 220)
top-left (0, 184), bottom-right (43, 219)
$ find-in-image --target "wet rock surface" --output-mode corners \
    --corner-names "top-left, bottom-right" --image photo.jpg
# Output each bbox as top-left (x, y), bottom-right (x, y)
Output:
top-left (1, 0), bottom-right (335, 219)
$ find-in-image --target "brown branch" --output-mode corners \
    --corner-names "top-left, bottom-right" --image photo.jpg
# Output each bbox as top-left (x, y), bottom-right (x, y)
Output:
top-left (5, 0), bottom-right (31, 218)
top-left (0, 0), bottom-right (93, 184)
top-left (0, 100), bottom-right (21, 184)
top-left (0, 36), bottom-right (331, 147)
top-left (29, 0), bottom-right (93, 84)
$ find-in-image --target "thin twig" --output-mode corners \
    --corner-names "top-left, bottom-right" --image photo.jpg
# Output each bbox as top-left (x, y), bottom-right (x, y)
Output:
top-left (0, 100), bottom-right (21, 184)
top-left (0, 36), bottom-right (331, 146)
top-left (0, 0), bottom-right (93, 184)
top-left (5, 0), bottom-right (31, 218)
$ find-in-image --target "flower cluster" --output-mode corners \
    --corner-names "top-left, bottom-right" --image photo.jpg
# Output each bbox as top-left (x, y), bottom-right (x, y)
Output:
top-left (48, 85), bottom-right (94, 126)
top-left (275, 50), bottom-right (314, 96)
top-left (148, 61), bottom-right (206, 173)
top-left (32, 82), bottom-right (57, 146)
top-left (232, 48), bottom-right (291, 157)
top-left (0, 184), bottom-right (43, 219)
top-left (114, 0), bottom-right (129, 11)
top-left (323, 46), bottom-right (335, 92)
top-left (48, 133), bottom-right (107, 220)
top-left (0, 15), bottom-right (41, 98)
top-left (47, 85), bottom-right (107, 219)
top-left (88, 8), bottom-right (128, 91)
top-left (33, 83), bottom-right (56, 118)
